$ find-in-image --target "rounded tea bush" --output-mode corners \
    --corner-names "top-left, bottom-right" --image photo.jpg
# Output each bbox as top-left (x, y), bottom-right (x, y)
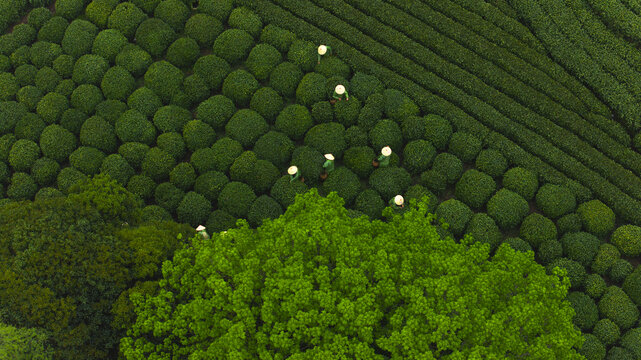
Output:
top-left (153, 105), bottom-right (191, 134)
top-left (536, 240), bottom-right (563, 265)
top-left (287, 39), bottom-right (316, 73)
top-left (259, 24), bottom-right (296, 55)
top-left (100, 153), bottom-right (135, 186)
top-left (119, 142), bottom-right (151, 170)
top-left (198, 0), bottom-right (234, 20)
top-left (206, 137), bottom-right (244, 173)
top-left (225, 109), bottom-right (269, 149)
top-left (290, 146), bottom-right (325, 186)
top-left (465, 213), bottom-right (502, 252)
top-left (115, 109), bottom-right (156, 145)
top-left (115, 44), bottom-right (153, 77)
top-left (70, 84), bottom-right (104, 115)
top-left (368, 166), bottom-right (412, 203)
top-left (504, 237), bottom-right (533, 254)
top-left (85, 0), bottom-right (119, 29)
top-left (247, 195), bottom-right (283, 228)
top-left (546, 257), bottom-right (587, 290)
top-left (585, 273), bottom-right (607, 300)
top-left (557, 213), bottom-right (583, 235)
top-left (8, 139), bottom-right (40, 172)
top-left (420, 169), bottom-right (447, 196)
top-left (447, 131), bottom-right (482, 164)
top-left (566, 291), bottom-right (599, 332)
top-left (61, 19), bottom-right (98, 59)
top-left (576, 200), bottom-right (615, 238)
top-left (144, 60), bottom-right (183, 104)
top-left (593, 318), bottom-right (621, 346)
top-left (591, 243), bottom-right (621, 276)
top-left (101, 66), bottom-right (135, 101)
top-left (316, 56), bottom-right (352, 81)
top-left (383, 88), bottom-right (419, 122)
top-left (16, 86), bottom-right (43, 112)
top-left (269, 61), bottom-right (303, 98)
top-left (183, 74), bottom-right (209, 105)
top-left (37, 91), bottom-right (69, 124)
top-left (311, 101), bottom-right (333, 124)
top-left (245, 43), bottom-right (282, 82)
top-left (611, 225), bottom-right (641, 257)
top-left (193, 55), bottom-right (230, 91)
top-left (135, 18), bottom-right (177, 58)
top-left (34, 67), bottom-right (61, 93)
top-left (296, 72), bottom-right (327, 107)
top-left (14, 64), bottom-right (38, 87)
top-left (598, 286), bottom-right (640, 331)
top-left (183, 120), bottom-right (216, 152)
top-left (369, 119), bottom-right (404, 155)
top-left (95, 99), bottom-right (127, 125)
top-left (275, 104), bottom-right (313, 141)
top-left (560, 232), bottom-right (601, 267)
top-left (38, 17), bottom-right (68, 45)
top-left (475, 149), bottom-right (508, 179)
top-left (153, 0), bottom-right (190, 32)
top-left (250, 87), bottom-right (283, 124)
top-left (72, 54), bottom-right (109, 86)
top-left (92, 29), bottom-right (128, 64)
top-left (206, 209), bottom-right (237, 233)
top-left (401, 115), bottom-right (426, 142)
top-left (609, 258), bottom-right (633, 284)
top-left (196, 95), bottom-right (235, 130)
top-left (69, 146), bottom-right (106, 175)
top-left (269, 175), bottom-right (309, 209)
top-left (130, 0), bottom-right (160, 15)
top-left (108, 2), bottom-right (147, 40)
top-left (28, 7), bottom-right (53, 30)
top-left (154, 182), bottom-right (185, 212)
top-left (169, 162), bottom-right (197, 191)
top-left (35, 186), bottom-right (65, 201)
top-left (14, 112), bottom-right (45, 142)
top-left (156, 132), bottom-right (186, 162)
top-left (193, 170), bottom-right (228, 203)
top-left (212, 29), bottom-right (254, 66)
top-left (57, 166), bottom-right (88, 193)
top-left (59, 108), bottom-right (87, 135)
top-left (303, 122), bottom-right (346, 159)
top-left (252, 130), bottom-right (295, 169)
top-left (184, 14), bottom-right (222, 48)
top-left (13, 24), bottom-right (37, 47)
top-left (39, 124), bottom-right (77, 163)
top-left (536, 184), bottom-right (577, 219)
top-left (141, 204), bottom-right (172, 222)
top-left (343, 146), bottom-right (375, 179)
top-left (321, 167), bottom-right (360, 206)
top-left (345, 126), bottom-right (368, 148)
top-left (353, 189), bottom-right (385, 220)
top-left (126, 174), bottom-right (156, 200)
top-left (519, 213), bottom-right (557, 249)
top-left (431, 152), bottom-right (463, 185)
top-left (165, 37), bottom-right (200, 69)
top-left (228, 7), bottom-right (263, 39)
top-left (435, 199), bottom-right (474, 237)
top-left (222, 70), bottom-right (260, 108)
top-left (487, 189), bottom-right (529, 230)
top-left (52, 54), bottom-right (74, 79)
top-left (217, 181), bottom-right (257, 218)
top-left (7, 172), bottom-right (38, 201)
top-left (578, 333), bottom-right (606, 360)
top-left (502, 167), bottom-right (539, 201)
top-left (454, 169), bottom-right (496, 210)
top-left (141, 147), bottom-right (176, 182)
top-left (54, 79), bottom-right (75, 98)
top-left (0, 72), bottom-right (19, 101)
top-left (0, 102), bottom-right (27, 134)
top-left (127, 87), bottom-right (162, 118)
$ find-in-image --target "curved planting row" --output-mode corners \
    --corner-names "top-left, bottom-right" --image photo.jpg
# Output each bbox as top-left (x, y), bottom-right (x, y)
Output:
top-left (586, 0), bottom-right (641, 43)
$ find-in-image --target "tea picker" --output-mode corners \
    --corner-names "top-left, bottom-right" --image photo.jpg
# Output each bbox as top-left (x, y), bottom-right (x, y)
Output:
top-left (373, 146), bottom-right (392, 167)
top-left (288, 165), bottom-right (304, 183)
top-left (333, 84), bottom-right (349, 101)
top-left (389, 195), bottom-right (405, 210)
top-left (318, 44), bottom-right (332, 64)
top-left (196, 225), bottom-right (209, 239)
top-left (320, 153), bottom-right (335, 181)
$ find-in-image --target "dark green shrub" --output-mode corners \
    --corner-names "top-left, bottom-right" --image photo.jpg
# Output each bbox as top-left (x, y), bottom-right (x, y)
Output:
top-left (431, 153), bottom-right (463, 185)
top-left (57, 166), bottom-right (88, 193)
top-left (404, 185), bottom-right (438, 213)
top-left (39, 124), bottom-right (76, 163)
top-left (593, 319), bottom-right (621, 346)
top-left (520, 213), bottom-right (557, 249)
top-left (72, 54), bottom-right (108, 86)
top-left (153, 105), bottom-right (191, 134)
top-left (130, 0), bottom-right (159, 14)
top-left (59, 108), bottom-right (86, 135)
top-left (475, 149), bottom-right (508, 179)
top-left (383, 88), bottom-right (419, 122)
top-left (61, 19), bottom-right (98, 59)
top-left (206, 137), bottom-right (243, 173)
top-left (166, 37), bottom-right (199, 69)
top-left (0, 73), bottom-right (19, 101)
top-left (14, 112), bottom-right (45, 141)
top-left (231, 153), bottom-right (280, 195)
top-left (99, 153), bottom-right (134, 186)
top-left (269, 61), bottom-right (303, 98)
top-left (536, 184), bottom-right (577, 219)
top-left (465, 213), bottom-right (502, 251)
top-left (169, 162), bottom-right (196, 191)
top-left (7, 172), bottom-right (37, 200)
top-left (585, 273), bottom-right (607, 300)
top-left (144, 60), bottom-right (183, 104)
top-left (252, 131), bottom-right (295, 169)
top-left (304, 122), bottom-right (346, 159)
top-left (333, 96), bottom-right (361, 128)
top-left (225, 109), bottom-right (269, 149)
top-left (55, 0), bottom-right (85, 20)
top-left (296, 72), bottom-right (327, 107)
top-left (0, 102), bottom-right (26, 135)
top-left (38, 17), bottom-right (68, 44)
top-left (34, 67), bottom-right (60, 93)
top-left (567, 291), bottom-right (599, 331)
top-left (69, 146), bottom-right (106, 175)
top-left (12, 24), bottom-right (37, 46)
top-left (623, 266), bottom-right (641, 306)
top-left (28, 7), bottom-right (53, 30)
top-left (290, 146), bottom-right (325, 186)
top-left (156, 132), bottom-right (186, 162)
top-left (502, 167), bottom-right (539, 201)
top-left (487, 189), bottom-right (529, 230)
top-left (576, 200), bottom-right (615, 238)
top-left (347, 72), bottom-right (383, 102)
top-left (100, 66), bottom-right (135, 101)
top-left (245, 44), bottom-right (281, 82)
top-left (14, 64), bottom-right (38, 87)
top-left (193, 170), bottom-right (228, 203)
top-left (222, 70), bottom-right (259, 108)
top-left (16, 86), bottom-right (43, 112)
top-left (154, 182), bottom-right (184, 212)
top-left (315, 56), bottom-right (351, 80)
top-left (0, 134), bottom-right (17, 162)
top-left (420, 169), bottom-right (447, 196)
top-left (153, 0), bottom-right (189, 32)
top-left (536, 240), bottom-right (563, 265)
top-left (126, 174), bottom-right (156, 200)
top-left (0, 160), bottom-right (8, 184)
top-left (183, 74), bottom-right (209, 105)
top-left (311, 101), bottom-right (333, 124)
top-left (92, 29), bottom-right (127, 65)
top-left (135, 18), bottom-right (176, 58)
top-left (578, 333), bottom-right (606, 360)
top-left (35, 186), bottom-right (65, 200)
top-left (435, 199), bottom-right (473, 237)
top-left (369, 166), bottom-right (412, 203)
top-left (402, 139), bottom-right (436, 175)
top-left (598, 286), bottom-right (640, 330)
top-left (184, 14), bottom-right (221, 48)
top-left (287, 39), bottom-right (315, 73)
top-left (53, 78), bottom-right (75, 98)
top-left (369, 119), bottom-right (404, 155)
top-left (606, 347), bottom-right (634, 360)
top-left (187, 148), bottom-right (215, 174)
top-left (611, 225), bottom-right (641, 257)
top-left (547, 257), bottom-right (586, 290)
top-left (269, 175), bottom-right (308, 209)
top-left (126, 87), bottom-right (160, 118)
top-left (115, 109), bottom-right (156, 145)
top-left (141, 147), bottom-right (176, 182)
top-left (197, 0), bottom-right (232, 21)
top-left (259, 24), bottom-right (295, 54)
top-left (10, 45), bottom-right (30, 70)
top-left (504, 237), bottom-right (533, 254)
top-left (206, 209), bottom-right (236, 233)
top-left (228, 6), bottom-right (262, 39)
top-left (275, 104), bottom-right (313, 141)
top-left (401, 115), bottom-right (426, 142)
top-left (212, 29), bottom-right (254, 66)
top-left (454, 169), bottom-right (496, 210)
top-left (345, 126), bottom-right (368, 148)
top-left (217, 181), bottom-right (256, 218)
top-left (559, 231), bottom-right (600, 268)
top-left (181, 120), bottom-right (215, 152)
top-left (36, 91), bottom-right (68, 124)
top-left (610, 259), bottom-right (633, 283)
top-left (196, 95), bottom-right (235, 130)
top-left (247, 195), bottom-right (282, 228)
top-left (8, 139), bottom-right (40, 172)
top-left (52, 54), bottom-right (74, 78)
top-left (85, 0), bottom-right (119, 29)
top-left (619, 327), bottom-right (641, 358)
top-left (115, 44), bottom-right (152, 77)
top-left (95, 99), bottom-right (127, 125)
top-left (592, 243), bottom-right (621, 275)
top-left (192, 55), bottom-right (230, 92)
top-left (140, 204), bottom-right (172, 222)
top-left (321, 167), bottom-right (360, 206)
top-left (71, 84), bottom-right (104, 115)
top-left (250, 87), bottom-right (283, 124)
top-left (343, 146), bottom-right (375, 179)
top-left (353, 189), bottom-right (385, 220)
top-left (108, 2), bottom-right (147, 40)
top-left (447, 131), bottom-right (482, 164)
top-left (557, 213), bottom-right (582, 235)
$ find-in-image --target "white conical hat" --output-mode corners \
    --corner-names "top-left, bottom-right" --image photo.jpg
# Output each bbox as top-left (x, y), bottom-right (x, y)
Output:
top-left (288, 165), bottom-right (298, 175)
top-left (394, 195), bottom-right (404, 206)
top-left (324, 153), bottom-right (334, 161)
top-left (335, 84), bottom-right (345, 94)
top-left (318, 45), bottom-right (327, 55)
top-left (381, 146), bottom-right (392, 156)
top-left (196, 225), bottom-right (206, 231)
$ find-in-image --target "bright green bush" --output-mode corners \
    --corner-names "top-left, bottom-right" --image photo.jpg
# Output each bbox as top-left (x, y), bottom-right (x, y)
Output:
top-left (125, 87), bottom-right (160, 118)
top-left (547, 257), bottom-right (587, 290)
top-left (225, 109), bottom-right (269, 149)
top-left (61, 19), bottom-right (98, 59)
top-left (153, 105), bottom-right (191, 134)
top-left (475, 149), bottom-right (508, 179)
top-left (100, 66), bottom-right (135, 101)
top-left (447, 131), bottom-right (482, 164)
top-left (141, 147), bottom-right (176, 182)
top-left (290, 146), bottom-right (325, 186)
top-left (28, 7), bottom-right (53, 30)
top-left (269, 175), bottom-right (308, 209)
top-left (7, 172), bottom-right (37, 200)
top-left (247, 195), bottom-right (283, 228)
top-left (183, 120), bottom-right (216, 152)
top-left (16, 86), bottom-right (43, 112)
top-left (184, 14), bottom-right (221, 48)
top-left (315, 56), bottom-right (351, 80)
top-left (252, 130), bottom-right (295, 169)
top-left (0, 73), bottom-right (19, 101)
top-left (610, 225), bottom-right (641, 257)
top-left (92, 29), bottom-right (127, 64)
top-left (154, 182), bottom-right (184, 212)
top-left (578, 333), bottom-right (606, 360)
top-left (623, 266), bottom-right (641, 306)
top-left (38, 17), bottom-right (68, 44)
top-left (197, 0), bottom-right (232, 21)
top-left (115, 44), bottom-right (152, 77)
top-left (193, 170), bottom-right (228, 203)
top-left (169, 162), bottom-right (196, 191)
top-left (536, 184), bottom-right (577, 219)
top-left (115, 109), bottom-right (156, 145)
top-left (165, 37), bottom-right (199, 69)
top-left (207, 137), bottom-right (244, 173)
top-left (454, 169), bottom-right (496, 210)
top-left (59, 108), bottom-right (86, 135)
top-left (593, 319), bottom-right (621, 346)
top-left (250, 87), bottom-right (283, 124)
top-left (56, 0), bottom-right (85, 20)
top-left (135, 18), bottom-right (176, 58)
top-left (99, 153), bottom-right (134, 186)
top-left (156, 132), bottom-right (186, 162)
top-left (348, 71), bottom-right (384, 101)
top-left (311, 101), bottom-right (333, 124)
top-left (576, 200), bottom-right (615, 238)
top-left (333, 96), bottom-right (361, 128)
top-left (8, 139), bottom-right (40, 172)
top-left (108, 2), bottom-right (147, 40)
top-left (72, 54), bottom-right (109, 86)
top-left (598, 286), bottom-right (640, 330)
top-left (192, 55), bottom-right (230, 92)
top-left (343, 146), bottom-right (375, 179)
top-left (275, 104), bottom-right (313, 141)
top-left (610, 259), bottom-right (633, 283)
top-left (69, 146), bottom-right (106, 175)
top-left (321, 167), bottom-right (360, 206)
top-left (520, 213), bottom-right (557, 249)
top-left (85, 0), bottom-right (119, 29)
top-left (39, 124), bottom-right (76, 163)
top-left (70, 84), bottom-right (104, 115)
top-left (35, 186), bottom-right (65, 200)
top-left (53, 78), bottom-right (75, 98)
top-left (269, 61), bottom-right (303, 98)
top-left (592, 243), bottom-right (621, 275)
top-left (620, 327), bottom-right (641, 358)
top-left (369, 166), bottom-right (413, 203)
top-left (126, 174), bottom-right (156, 200)
top-left (304, 122), bottom-right (346, 159)
top-left (557, 213), bottom-right (583, 235)
top-left (196, 95), bottom-right (235, 130)
top-left (487, 189), bottom-right (529, 230)
top-left (383, 88), bottom-right (419, 122)
top-left (567, 291), bottom-right (599, 331)
top-left (435, 198), bottom-right (473, 237)
top-left (14, 64), bottom-right (38, 87)
top-left (465, 213), bottom-right (502, 251)
top-left (560, 232), bottom-right (600, 267)
top-left (431, 152), bottom-right (463, 185)
top-left (34, 67), bottom-right (61, 93)
top-left (221, 70), bottom-right (260, 108)
top-left (212, 29), bottom-right (254, 66)
top-left (36, 91), bottom-right (68, 124)
top-left (296, 72), bottom-right (327, 107)
top-left (585, 273), bottom-right (608, 300)
top-left (420, 169), bottom-right (447, 196)
top-left (144, 60), bottom-right (183, 104)
top-left (259, 24), bottom-right (295, 54)
top-left (245, 44), bottom-right (282, 82)
top-left (369, 119), bottom-right (404, 155)
top-left (537, 240), bottom-right (563, 265)
top-left (353, 189), bottom-right (385, 220)
top-left (217, 181), bottom-right (256, 218)
top-left (153, 0), bottom-right (189, 32)
top-left (14, 113), bottom-right (45, 142)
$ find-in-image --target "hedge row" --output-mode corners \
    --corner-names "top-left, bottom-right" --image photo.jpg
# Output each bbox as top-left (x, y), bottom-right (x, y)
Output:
top-left (587, 0), bottom-right (641, 43)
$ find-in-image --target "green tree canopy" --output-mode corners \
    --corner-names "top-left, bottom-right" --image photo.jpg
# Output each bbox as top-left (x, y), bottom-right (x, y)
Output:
top-left (120, 188), bottom-right (585, 359)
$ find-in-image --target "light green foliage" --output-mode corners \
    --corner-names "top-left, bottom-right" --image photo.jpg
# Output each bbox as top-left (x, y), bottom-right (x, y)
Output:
top-left (405, 185), bottom-right (438, 214)
top-left (37, 17), bottom-right (68, 44)
top-left (108, 2), bottom-right (147, 40)
top-left (401, 115), bottom-right (426, 142)
top-left (14, 112), bottom-right (46, 142)
top-left (100, 154), bottom-right (135, 186)
top-left (228, 6), bottom-right (263, 39)
top-left (225, 109), bottom-right (269, 148)
top-left (135, 18), bottom-right (176, 58)
top-left (183, 120), bottom-right (216, 152)
top-left (610, 259), bottom-right (633, 283)
top-left (585, 273), bottom-right (607, 300)
top-left (196, 95), bottom-right (235, 130)
top-left (259, 24), bottom-right (296, 54)
top-left (578, 333), bottom-right (606, 360)
top-left (16, 86), bottom-right (43, 112)
top-left (598, 286), bottom-right (640, 330)
top-left (72, 54), bottom-right (109, 86)
top-left (153, 105), bottom-right (191, 134)
top-left (222, 70), bottom-right (260, 108)
top-left (213, 29), bottom-right (254, 65)
top-left (126, 174), bottom-right (156, 200)
top-left (39, 124), bottom-right (76, 163)
top-left (547, 257), bottom-right (587, 290)
top-left (520, 213), bottom-right (557, 249)
top-left (61, 19), bottom-right (98, 59)
top-left (115, 109), bottom-right (156, 145)
top-left (118, 142), bottom-right (150, 170)
top-left (141, 147), bottom-right (176, 182)
top-left (193, 170), bottom-right (228, 203)
top-left (593, 319), bottom-right (620, 346)
top-left (502, 167), bottom-right (539, 201)
top-left (34, 67), bottom-right (61, 93)
top-left (55, 0), bottom-right (85, 20)
top-left (576, 200), bottom-right (615, 238)
top-left (315, 57), bottom-right (351, 80)
top-left (567, 291), bottom-right (599, 331)
top-left (354, 188), bottom-right (385, 220)
top-left (296, 72), bottom-right (327, 107)
top-left (343, 146), bottom-right (375, 179)
top-left (197, 0), bottom-right (232, 21)
top-left (431, 152), bottom-right (463, 185)
top-left (475, 149), bottom-right (508, 178)
top-left (69, 146), bottom-right (106, 175)
top-left (9, 139), bottom-right (40, 172)
top-left (304, 122), bottom-right (346, 158)
top-left (0, 322), bottom-right (54, 360)
top-left (245, 43), bottom-right (282, 82)
top-left (144, 61), bottom-right (183, 104)
top-left (447, 131), bottom-right (482, 164)
top-left (321, 167), bottom-right (361, 206)
top-left (383, 88), bottom-right (419, 122)
top-left (287, 39), bottom-right (316, 73)
top-left (536, 240), bottom-right (563, 265)
top-left (115, 44), bottom-right (152, 77)
top-left (154, 0), bottom-right (189, 32)
top-left (217, 181), bottom-right (256, 218)
top-left (193, 55), bottom-right (230, 91)
top-left (127, 87), bottom-right (161, 118)
top-left (270, 61), bottom-right (303, 98)
top-left (28, 7), bottom-right (53, 30)
top-left (290, 146), bottom-right (325, 186)
top-left (250, 87), bottom-right (283, 124)
top-left (31, 157), bottom-right (60, 186)
top-left (156, 132), bottom-right (186, 162)
top-left (454, 169), bottom-right (496, 209)
top-left (14, 64), bottom-right (38, 87)
top-left (166, 37), bottom-right (200, 69)
top-left (420, 169), bottom-right (447, 196)
top-left (536, 184), bottom-right (577, 219)
top-left (560, 232), bottom-right (600, 267)
top-left (86, 0), bottom-right (120, 29)
top-left (611, 225), bottom-right (641, 257)
top-left (71, 84), bottom-right (104, 115)
top-left (7, 172), bottom-right (38, 200)
top-left (119, 189), bottom-right (584, 358)
top-left (435, 198), bottom-right (473, 236)
top-left (253, 130), bottom-right (295, 169)
top-left (333, 95), bottom-right (361, 128)
top-left (95, 99), bottom-right (127, 125)
top-left (369, 119), bottom-right (404, 155)
top-left (0, 73), bottom-right (18, 101)
top-left (101, 66), bottom-right (135, 101)
top-left (176, 191), bottom-right (211, 227)
top-left (623, 266), bottom-right (641, 306)
top-left (37, 92), bottom-right (69, 124)
top-left (247, 195), bottom-right (283, 228)
top-left (184, 14), bottom-right (222, 48)
top-left (154, 182), bottom-right (184, 212)
top-left (465, 213), bottom-right (502, 252)
top-left (275, 104), bottom-right (313, 141)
